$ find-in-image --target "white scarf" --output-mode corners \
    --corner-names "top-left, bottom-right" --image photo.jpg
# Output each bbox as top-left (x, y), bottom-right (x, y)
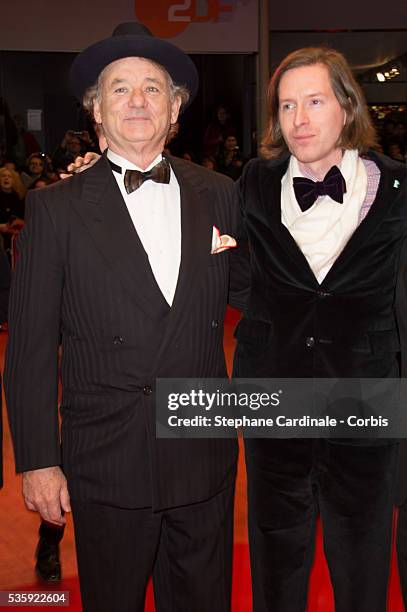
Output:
top-left (281, 149), bottom-right (367, 283)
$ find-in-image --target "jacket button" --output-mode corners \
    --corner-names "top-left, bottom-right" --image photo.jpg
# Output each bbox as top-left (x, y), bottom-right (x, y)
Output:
top-left (211, 320), bottom-right (219, 329)
top-left (143, 385), bottom-right (152, 396)
top-left (113, 336), bottom-right (124, 345)
top-left (317, 290), bottom-right (332, 298)
top-left (319, 337), bottom-right (332, 345)
top-left (306, 336), bottom-right (315, 348)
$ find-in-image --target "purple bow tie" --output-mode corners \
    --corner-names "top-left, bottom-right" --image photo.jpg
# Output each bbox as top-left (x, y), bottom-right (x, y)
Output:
top-left (293, 165), bottom-right (347, 212)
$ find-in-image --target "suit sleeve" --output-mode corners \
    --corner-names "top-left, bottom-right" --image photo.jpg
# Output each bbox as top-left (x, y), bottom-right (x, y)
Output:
top-left (4, 189), bottom-right (64, 472)
top-left (0, 245), bottom-right (9, 488)
top-left (395, 223), bottom-right (407, 506)
top-left (0, 246), bottom-right (10, 323)
top-left (228, 175), bottom-right (251, 312)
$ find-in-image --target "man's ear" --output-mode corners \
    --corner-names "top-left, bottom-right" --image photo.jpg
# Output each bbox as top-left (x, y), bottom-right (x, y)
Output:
top-left (93, 99), bottom-right (102, 125)
top-left (170, 95), bottom-right (182, 125)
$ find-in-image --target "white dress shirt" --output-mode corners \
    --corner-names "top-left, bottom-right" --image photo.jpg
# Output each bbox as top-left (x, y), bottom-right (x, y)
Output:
top-left (107, 149), bottom-right (181, 306)
top-left (281, 150), bottom-right (367, 283)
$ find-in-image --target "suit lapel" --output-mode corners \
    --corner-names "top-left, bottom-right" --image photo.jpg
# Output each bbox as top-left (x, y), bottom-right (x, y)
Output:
top-left (71, 155), bottom-right (170, 321)
top-left (151, 156), bottom-right (213, 368)
top-left (261, 152), bottom-right (406, 288)
top-left (260, 156), bottom-right (319, 285)
top-left (321, 151), bottom-right (407, 286)
top-left (170, 157), bottom-right (212, 310)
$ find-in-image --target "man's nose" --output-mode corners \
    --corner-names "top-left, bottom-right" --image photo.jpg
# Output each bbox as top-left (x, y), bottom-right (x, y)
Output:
top-left (293, 105), bottom-right (309, 127)
top-left (129, 89), bottom-right (146, 107)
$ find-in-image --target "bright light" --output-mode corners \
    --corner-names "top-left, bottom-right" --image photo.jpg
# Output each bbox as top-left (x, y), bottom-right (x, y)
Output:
top-left (376, 72), bottom-right (385, 82)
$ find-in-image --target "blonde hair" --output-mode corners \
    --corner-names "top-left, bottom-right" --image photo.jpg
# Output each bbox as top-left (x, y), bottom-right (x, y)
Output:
top-left (0, 166), bottom-right (26, 200)
top-left (261, 46), bottom-right (378, 159)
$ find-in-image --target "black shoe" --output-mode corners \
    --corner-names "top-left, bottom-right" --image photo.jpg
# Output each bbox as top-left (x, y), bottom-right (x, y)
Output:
top-left (35, 537), bottom-right (62, 582)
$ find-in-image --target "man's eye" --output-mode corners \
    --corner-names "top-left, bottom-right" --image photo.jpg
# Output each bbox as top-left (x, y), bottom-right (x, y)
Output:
top-left (114, 87), bottom-right (127, 94)
top-left (146, 86), bottom-right (159, 93)
top-left (311, 98), bottom-right (322, 106)
top-left (281, 103), bottom-right (295, 111)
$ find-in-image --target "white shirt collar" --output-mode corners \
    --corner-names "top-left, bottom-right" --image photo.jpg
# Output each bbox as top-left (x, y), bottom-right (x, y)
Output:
top-left (107, 149), bottom-right (163, 173)
top-left (298, 152), bottom-right (345, 182)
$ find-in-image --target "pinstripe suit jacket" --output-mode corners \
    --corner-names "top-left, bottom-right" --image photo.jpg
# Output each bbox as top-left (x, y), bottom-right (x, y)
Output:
top-left (5, 155), bottom-right (244, 510)
top-left (0, 247), bottom-right (10, 490)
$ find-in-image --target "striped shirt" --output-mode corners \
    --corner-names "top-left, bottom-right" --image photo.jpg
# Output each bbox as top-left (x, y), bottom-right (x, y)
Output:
top-left (300, 155), bottom-right (381, 225)
top-left (359, 157), bottom-right (381, 222)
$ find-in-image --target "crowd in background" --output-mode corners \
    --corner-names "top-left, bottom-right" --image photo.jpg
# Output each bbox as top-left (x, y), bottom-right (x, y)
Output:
top-left (378, 119), bottom-right (407, 163)
top-left (0, 101), bottom-right (406, 266)
top-left (0, 103), bottom-right (250, 262)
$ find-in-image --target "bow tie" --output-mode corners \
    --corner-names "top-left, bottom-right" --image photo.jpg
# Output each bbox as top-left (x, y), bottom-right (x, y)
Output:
top-left (108, 157), bottom-right (171, 194)
top-left (293, 165), bottom-right (347, 212)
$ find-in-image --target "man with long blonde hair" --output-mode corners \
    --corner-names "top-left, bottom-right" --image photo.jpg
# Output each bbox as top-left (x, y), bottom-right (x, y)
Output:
top-left (234, 47), bottom-right (407, 611)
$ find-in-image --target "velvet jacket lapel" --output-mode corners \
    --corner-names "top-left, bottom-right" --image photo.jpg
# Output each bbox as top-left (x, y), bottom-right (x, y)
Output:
top-left (257, 154), bottom-right (319, 285)
top-left (320, 150), bottom-right (406, 286)
top-left (258, 150), bottom-right (407, 287)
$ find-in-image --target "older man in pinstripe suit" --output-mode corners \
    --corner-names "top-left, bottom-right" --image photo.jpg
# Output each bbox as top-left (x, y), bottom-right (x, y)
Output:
top-left (5, 23), bottom-right (247, 612)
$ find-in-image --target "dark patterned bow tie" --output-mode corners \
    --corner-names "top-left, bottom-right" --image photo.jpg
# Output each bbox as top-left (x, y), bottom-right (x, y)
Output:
top-left (293, 165), bottom-right (347, 212)
top-left (108, 157), bottom-right (170, 194)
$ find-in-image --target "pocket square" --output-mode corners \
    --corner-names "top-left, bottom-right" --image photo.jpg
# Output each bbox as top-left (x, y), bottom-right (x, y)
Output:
top-left (211, 225), bottom-right (237, 254)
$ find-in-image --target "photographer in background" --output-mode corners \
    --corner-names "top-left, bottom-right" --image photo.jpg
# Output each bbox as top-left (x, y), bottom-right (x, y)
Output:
top-left (216, 134), bottom-right (246, 181)
top-left (20, 153), bottom-right (46, 189)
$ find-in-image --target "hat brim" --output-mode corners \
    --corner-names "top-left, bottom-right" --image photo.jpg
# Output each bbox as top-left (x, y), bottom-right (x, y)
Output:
top-left (70, 34), bottom-right (198, 110)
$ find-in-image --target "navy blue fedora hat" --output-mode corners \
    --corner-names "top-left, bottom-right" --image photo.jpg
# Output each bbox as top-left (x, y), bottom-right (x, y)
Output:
top-left (70, 22), bottom-right (198, 108)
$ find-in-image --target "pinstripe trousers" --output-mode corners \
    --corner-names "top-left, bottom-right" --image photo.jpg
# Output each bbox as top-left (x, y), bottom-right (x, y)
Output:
top-left (71, 483), bottom-right (235, 612)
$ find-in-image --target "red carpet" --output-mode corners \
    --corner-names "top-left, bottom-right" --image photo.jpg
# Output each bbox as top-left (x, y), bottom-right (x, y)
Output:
top-left (4, 309), bottom-right (405, 609)
top-left (12, 522), bottom-right (405, 611)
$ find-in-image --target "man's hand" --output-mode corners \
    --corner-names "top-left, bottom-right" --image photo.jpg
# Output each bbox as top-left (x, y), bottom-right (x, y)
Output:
top-left (59, 152), bottom-right (101, 179)
top-left (22, 466), bottom-right (71, 526)
top-left (8, 218), bottom-right (24, 231)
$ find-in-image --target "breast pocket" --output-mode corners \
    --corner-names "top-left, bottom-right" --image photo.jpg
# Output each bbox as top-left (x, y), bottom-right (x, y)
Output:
top-left (208, 250), bottom-right (230, 267)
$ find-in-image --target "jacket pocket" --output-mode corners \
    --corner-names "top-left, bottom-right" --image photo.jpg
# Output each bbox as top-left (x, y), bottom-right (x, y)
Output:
top-left (208, 250), bottom-right (229, 267)
top-left (368, 329), bottom-right (401, 354)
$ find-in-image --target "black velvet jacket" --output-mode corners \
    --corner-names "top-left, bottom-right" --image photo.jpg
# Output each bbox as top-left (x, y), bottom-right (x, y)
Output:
top-left (233, 151), bottom-right (407, 381)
